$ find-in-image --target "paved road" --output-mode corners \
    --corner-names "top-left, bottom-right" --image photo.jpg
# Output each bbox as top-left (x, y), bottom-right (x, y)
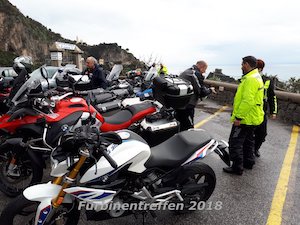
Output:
top-left (0, 99), bottom-right (299, 225)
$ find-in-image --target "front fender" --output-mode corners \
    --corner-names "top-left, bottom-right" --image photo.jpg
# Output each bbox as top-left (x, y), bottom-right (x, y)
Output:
top-left (23, 183), bottom-right (73, 225)
top-left (23, 182), bottom-right (72, 203)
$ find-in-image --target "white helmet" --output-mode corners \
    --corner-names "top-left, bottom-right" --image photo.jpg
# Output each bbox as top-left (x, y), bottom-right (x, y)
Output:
top-left (13, 56), bottom-right (33, 74)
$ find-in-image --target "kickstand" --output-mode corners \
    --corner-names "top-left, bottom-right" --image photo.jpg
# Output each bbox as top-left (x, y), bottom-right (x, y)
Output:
top-left (144, 210), bottom-right (158, 224)
top-left (133, 210), bottom-right (157, 225)
top-left (142, 211), bottom-right (147, 225)
top-left (150, 210), bottom-right (157, 221)
top-left (132, 211), bottom-right (147, 225)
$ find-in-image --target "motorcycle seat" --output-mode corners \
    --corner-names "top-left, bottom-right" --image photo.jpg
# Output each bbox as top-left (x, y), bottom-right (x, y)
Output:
top-left (127, 102), bottom-right (156, 121)
top-left (100, 102), bottom-right (156, 132)
top-left (145, 129), bottom-right (212, 169)
top-left (103, 110), bottom-right (132, 125)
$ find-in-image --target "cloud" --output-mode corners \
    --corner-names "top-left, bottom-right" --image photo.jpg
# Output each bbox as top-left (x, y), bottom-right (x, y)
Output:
top-left (8, 0), bottom-right (300, 76)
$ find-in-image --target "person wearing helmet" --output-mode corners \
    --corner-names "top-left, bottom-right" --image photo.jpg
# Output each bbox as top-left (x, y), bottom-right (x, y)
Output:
top-left (254, 59), bottom-right (277, 157)
top-left (12, 56), bottom-right (33, 75)
top-left (8, 56), bottom-right (33, 104)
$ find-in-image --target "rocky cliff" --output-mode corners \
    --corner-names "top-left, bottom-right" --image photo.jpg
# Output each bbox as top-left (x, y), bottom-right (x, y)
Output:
top-left (0, 0), bottom-right (142, 68)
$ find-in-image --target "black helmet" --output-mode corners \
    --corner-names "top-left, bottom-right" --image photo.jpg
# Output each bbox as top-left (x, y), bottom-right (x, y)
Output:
top-left (13, 56), bottom-right (33, 74)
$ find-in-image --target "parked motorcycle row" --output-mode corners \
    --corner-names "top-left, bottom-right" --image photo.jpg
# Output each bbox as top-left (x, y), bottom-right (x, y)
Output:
top-left (0, 64), bottom-right (230, 225)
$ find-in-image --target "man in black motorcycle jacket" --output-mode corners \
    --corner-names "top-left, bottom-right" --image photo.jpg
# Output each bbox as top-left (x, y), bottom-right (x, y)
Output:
top-left (83, 56), bottom-right (108, 89)
top-left (176, 60), bottom-right (216, 131)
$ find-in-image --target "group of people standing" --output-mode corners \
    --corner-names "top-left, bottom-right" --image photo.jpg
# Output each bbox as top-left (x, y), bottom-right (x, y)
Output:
top-left (176, 56), bottom-right (277, 176)
top-left (223, 56), bottom-right (277, 175)
top-left (8, 55), bottom-right (277, 177)
top-left (55, 55), bottom-right (278, 176)
top-left (83, 58), bottom-right (170, 90)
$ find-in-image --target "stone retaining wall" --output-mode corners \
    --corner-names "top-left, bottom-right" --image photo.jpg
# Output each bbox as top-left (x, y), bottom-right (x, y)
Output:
top-left (204, 80), bottom-right (300, 124)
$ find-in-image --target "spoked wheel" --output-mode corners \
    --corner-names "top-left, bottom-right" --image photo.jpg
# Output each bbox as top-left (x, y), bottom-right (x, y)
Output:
top-left (174, 161), bottom-right (216, 213)
top-left (0, 148), bottom-right (43, 197)
top-left (0, 194), bottom-right (81, 225)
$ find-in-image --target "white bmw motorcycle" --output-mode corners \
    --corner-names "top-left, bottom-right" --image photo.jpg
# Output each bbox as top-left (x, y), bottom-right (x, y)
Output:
top-left (0, 125), bottom-right (230, 225)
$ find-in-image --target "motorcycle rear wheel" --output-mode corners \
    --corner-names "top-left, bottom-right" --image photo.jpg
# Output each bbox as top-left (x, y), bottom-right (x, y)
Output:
top-left (174, 161), bottom-right (216, 213)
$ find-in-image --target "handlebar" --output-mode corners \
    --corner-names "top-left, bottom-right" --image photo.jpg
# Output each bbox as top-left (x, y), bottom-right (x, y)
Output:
top-left (74, 125), bottom-right (119, 169)
top-left (27, 93), bottom-right (46, 98)
top-left (101, 149), bottom-right (118, 169)
top-left (27, 89), bottom-right (60, 98)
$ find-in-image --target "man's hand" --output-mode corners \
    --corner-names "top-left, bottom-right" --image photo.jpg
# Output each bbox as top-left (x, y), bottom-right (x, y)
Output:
top-left (270, 114), bottom-right (277, 119)
top-left (210, 87), bottom-right (217, 94)
top-left (234, 119), bottom-right (241, 126)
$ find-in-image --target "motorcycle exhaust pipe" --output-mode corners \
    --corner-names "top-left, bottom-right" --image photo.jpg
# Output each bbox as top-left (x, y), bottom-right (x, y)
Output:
top-left (181, 183), bottom-right (208, 195)
top-left (214, 140), bottom-right (230, 166)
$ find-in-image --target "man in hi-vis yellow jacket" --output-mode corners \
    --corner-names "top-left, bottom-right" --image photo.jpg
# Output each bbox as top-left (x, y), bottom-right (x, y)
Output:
top-left (223, 56), bottom-right (264, 175)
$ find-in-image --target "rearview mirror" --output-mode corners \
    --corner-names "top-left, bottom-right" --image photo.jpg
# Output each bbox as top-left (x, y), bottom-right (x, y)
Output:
top-left (40, 67), bottom-right (49, 80)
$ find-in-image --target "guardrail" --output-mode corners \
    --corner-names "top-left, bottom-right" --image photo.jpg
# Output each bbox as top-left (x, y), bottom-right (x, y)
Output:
top-left (204, 80), bottom-right (300, 124)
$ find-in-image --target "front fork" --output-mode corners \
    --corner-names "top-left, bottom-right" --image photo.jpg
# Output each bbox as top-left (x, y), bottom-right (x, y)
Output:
top-left (42, 147), bottom-right (90, 224)
top-left (7, 156), bottom-right (20, 177)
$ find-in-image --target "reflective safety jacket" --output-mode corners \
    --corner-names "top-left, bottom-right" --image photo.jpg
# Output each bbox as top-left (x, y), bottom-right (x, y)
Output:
top-left (262, 76), bottom-right (278, 115)
top-left (231, 69), bottom-right (265, 125)
top-left (158, 65), bottom-right (168, 75)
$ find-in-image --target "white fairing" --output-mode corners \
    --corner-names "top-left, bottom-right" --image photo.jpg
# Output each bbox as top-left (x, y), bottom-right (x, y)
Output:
top-left (80, 140), bottom-right (151, 183)
top-left (181, 139), bottom-right (218, 165)
top-left (34, 198), bottom-right (53, 225)
top-left (118, 81), bottom-right (130, 89)
top-left (64, 187), bottom-right (116, 206)
top-left (50, 158), bottom-right (79, 177)
top-left (23, 182), bottom-right (72, 203)
top-left (23, 183), bottom-right (73, 225)
top-left (122, 97), bottom-right (151, 107)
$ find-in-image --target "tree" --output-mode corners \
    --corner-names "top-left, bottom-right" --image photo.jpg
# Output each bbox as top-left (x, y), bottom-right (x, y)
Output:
top-left (285, 77), bottom-right (300, 93)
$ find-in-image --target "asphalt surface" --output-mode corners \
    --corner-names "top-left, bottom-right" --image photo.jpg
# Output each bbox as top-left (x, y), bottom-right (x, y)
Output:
top-left (0, 99), bottom-right (299, 225)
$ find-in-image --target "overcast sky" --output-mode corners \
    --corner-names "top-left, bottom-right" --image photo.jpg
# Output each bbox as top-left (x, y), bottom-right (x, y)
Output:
top-left (7, 0), bottom-right (300, 76)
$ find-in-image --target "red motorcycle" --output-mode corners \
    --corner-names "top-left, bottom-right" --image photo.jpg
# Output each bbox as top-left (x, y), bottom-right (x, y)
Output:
top-left (0, 68), bottom-right (157, 197)
top-left (0, 86), bottom-right (11, 114)
top-left (0, 87), bottom-right (11, 100)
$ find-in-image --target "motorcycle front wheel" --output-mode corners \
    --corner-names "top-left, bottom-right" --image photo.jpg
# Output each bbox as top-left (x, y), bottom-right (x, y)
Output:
top-left (0, 194), bottom-right (81, 225)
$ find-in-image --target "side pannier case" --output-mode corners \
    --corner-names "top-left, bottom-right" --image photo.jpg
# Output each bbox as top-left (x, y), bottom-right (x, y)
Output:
top-left (152, 76), bottom-right (193, 109)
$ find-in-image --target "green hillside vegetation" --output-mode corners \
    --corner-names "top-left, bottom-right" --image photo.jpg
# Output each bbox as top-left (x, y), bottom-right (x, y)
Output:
top-left (0, 0), bottom-right (142, 70)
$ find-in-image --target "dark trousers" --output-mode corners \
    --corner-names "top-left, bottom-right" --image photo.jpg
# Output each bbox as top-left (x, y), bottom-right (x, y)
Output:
top-left (228, 124), bottom-right (256, 171)
top-left (254, 115), bottom-right (267, 152)
top-left (175, 107), bottom-right (195, 131)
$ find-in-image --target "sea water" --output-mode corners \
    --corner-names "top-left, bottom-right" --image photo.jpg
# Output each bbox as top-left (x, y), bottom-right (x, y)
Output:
top-left (208, 64), bottom-right (300, 81)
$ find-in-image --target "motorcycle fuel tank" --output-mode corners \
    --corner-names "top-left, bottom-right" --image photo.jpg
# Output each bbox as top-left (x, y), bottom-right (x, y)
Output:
top-left (80, 136), bottom-right (150, 183)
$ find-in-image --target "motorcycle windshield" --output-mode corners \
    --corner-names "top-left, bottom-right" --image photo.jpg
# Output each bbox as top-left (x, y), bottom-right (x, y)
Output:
top-left (11, 67), bottom-right (47, 106)
top-left (144, 66), bottom-right (158, 82)
top-left (106, 64), bottom-right (123, 82)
